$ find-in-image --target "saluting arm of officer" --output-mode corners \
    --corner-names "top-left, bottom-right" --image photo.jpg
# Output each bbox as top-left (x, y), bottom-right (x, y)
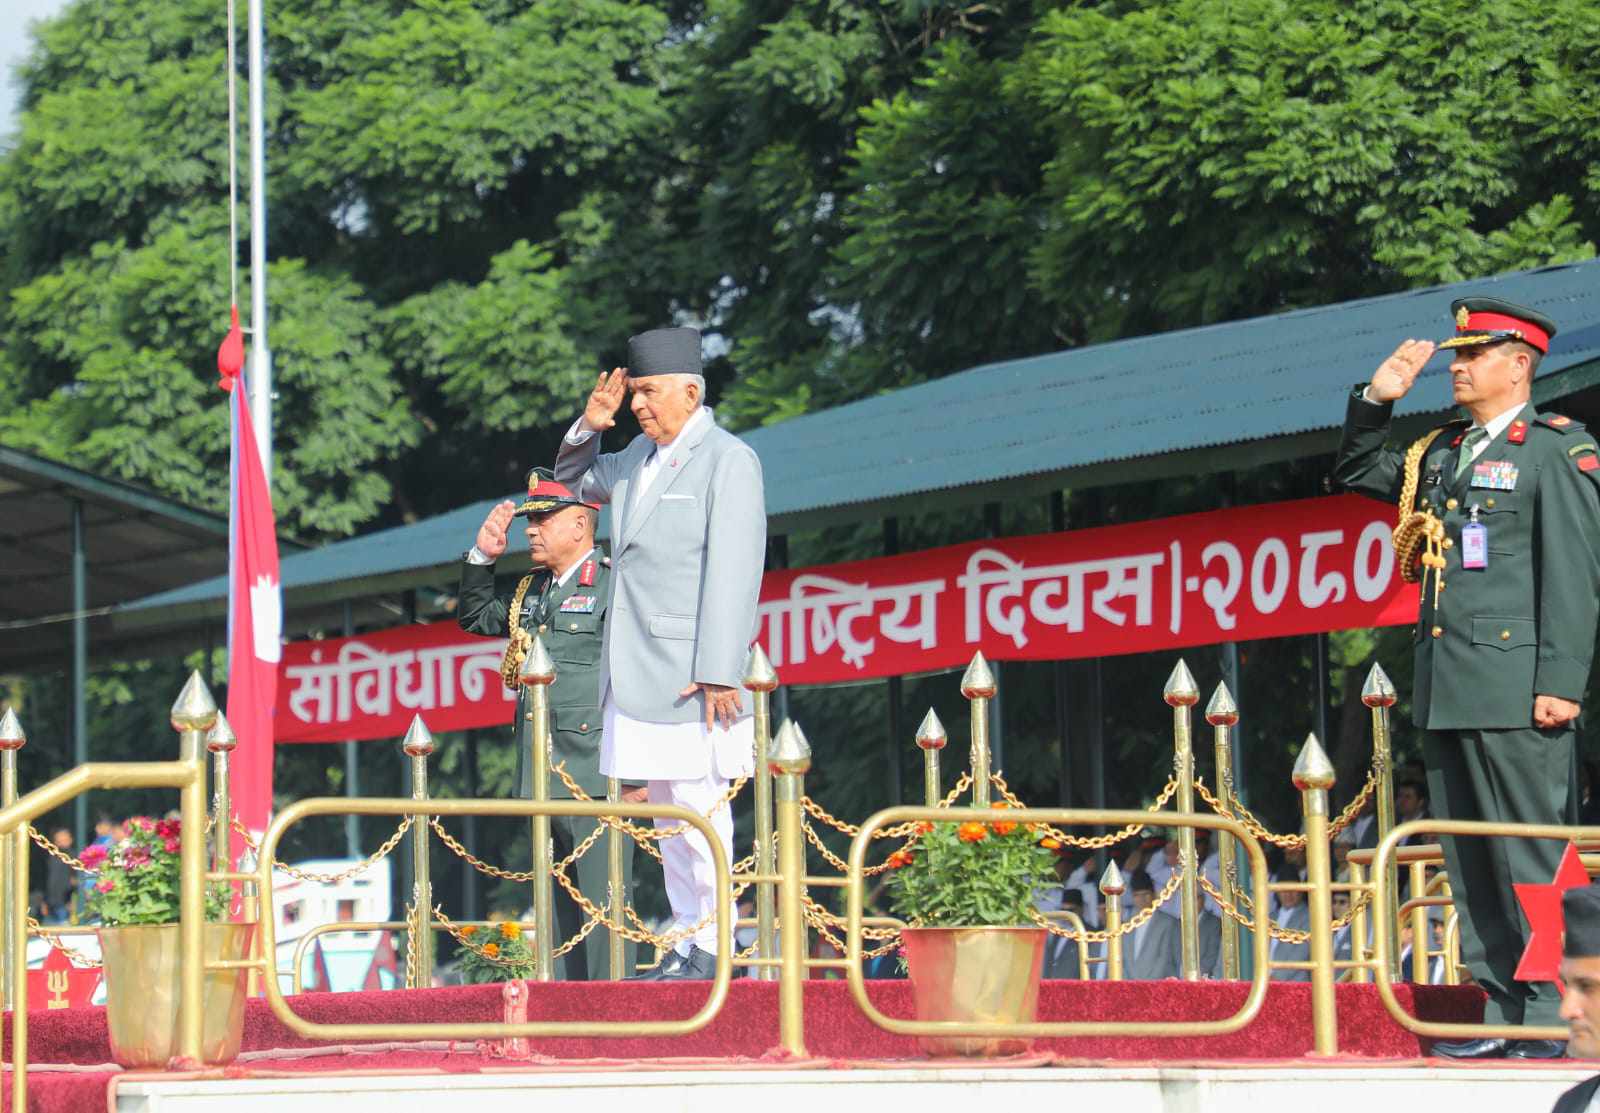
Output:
top-left (681, 443), bottom-right (767, 730)
top-left (1533, 446), bottom-right (1600, 727)
top-left (458, 500), bottom-right (517, 637)
top-left (1331, 340), bottom-right (1435, 502)
top-left (555, 368), bottom-right (629, 506)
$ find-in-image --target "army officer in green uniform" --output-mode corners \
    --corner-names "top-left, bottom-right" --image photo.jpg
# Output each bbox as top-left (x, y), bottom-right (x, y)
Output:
top-left (458, 468), bottom-right (636, 980)
top-left (1332, 297), bottom-right (1600, 1059)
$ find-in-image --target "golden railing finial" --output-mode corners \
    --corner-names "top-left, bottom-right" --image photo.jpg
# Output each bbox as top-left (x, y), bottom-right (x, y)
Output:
top-left (1361, 662), bottom-right (1398, 708)
top-left (1292, 733), bottom-right (1336, 791)
top-left (205, 711), bottom-right (239, 754)
top-left (771, 719), bottom-right (812, 775)
top-left (518, 634), bottom-right (556, 686)
top-left (1204, 681), bottom-right (1238, 726)
top-left (401, 714), bottom-right (436, 758)
top-left (914, 708), bottom-right (947, 750)
top-left (1162, 659), bottom-right (1200, 707)
top-left (743, 643), bottom-right (779, 692)
top-left (959, 651), bottom-right (997, 699)
top-left (169, 670), bottom-right (219, 734)
top-left (0, 707), bottom-right (24, 751)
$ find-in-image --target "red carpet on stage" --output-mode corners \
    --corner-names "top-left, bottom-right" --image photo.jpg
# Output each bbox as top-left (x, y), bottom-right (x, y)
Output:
top-left (3, 978), bottom-right (1484, 1112)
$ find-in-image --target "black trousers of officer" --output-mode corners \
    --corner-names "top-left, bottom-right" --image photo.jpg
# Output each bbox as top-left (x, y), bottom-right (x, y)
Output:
top-left (550, 812), bottom-right (636, 981)
top-left (1423, 726), bottom-right (1578, 1026)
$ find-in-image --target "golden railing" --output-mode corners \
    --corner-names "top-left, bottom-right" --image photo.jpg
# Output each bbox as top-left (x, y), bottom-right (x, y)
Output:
top-left (7, 643), bottom-right (1600, 1104)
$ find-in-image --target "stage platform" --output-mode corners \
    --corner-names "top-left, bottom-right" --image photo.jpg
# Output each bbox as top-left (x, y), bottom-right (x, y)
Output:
top-left (102, 1062), bottom-right (1600, 1113)
top-left (4, 979), bottom-right (1585, 1112)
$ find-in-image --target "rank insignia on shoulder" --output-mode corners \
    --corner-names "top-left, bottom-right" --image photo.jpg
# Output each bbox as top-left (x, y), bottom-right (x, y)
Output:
top-left (559, 595), bottom-right (597, 614)
top-left (1507, 420), bottom-right (1527, 445)
top-left (1581, 457), bottom-right (1600, 474)
top-left (1570, 443), bottom-right (1597, 457)
top-left (578, 559), bottom-right (597, 587)
top-left (1538, 413), bottom-right (1581, 432)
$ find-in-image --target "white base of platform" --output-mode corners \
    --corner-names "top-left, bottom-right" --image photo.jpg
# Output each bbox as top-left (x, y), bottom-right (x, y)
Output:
top-left (116, 1064), bottom-right (1598, 1113)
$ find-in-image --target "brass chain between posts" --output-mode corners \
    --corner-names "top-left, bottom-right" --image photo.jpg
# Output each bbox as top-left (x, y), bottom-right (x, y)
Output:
top-left (1198, 868), bottom-right (1373, 943)
top-left (403, 899), bottom-right (420, 989)
top-left (27, 825), bottom-right (96, 874)
top-left (1194, 769), bottom-right (1378, 850)
top-left (989, 772), bottom-right (1180, 849)
top-left (231, 816), bottom-right (413, 884)
top-left (1027, 863), bottom-right (1186, 944)
top-left (801, 897), bottom-right (901, 961)
top-left (25, 914), bottom-right (103, 968)
top-left (801, 773), bottom-right (974, 838)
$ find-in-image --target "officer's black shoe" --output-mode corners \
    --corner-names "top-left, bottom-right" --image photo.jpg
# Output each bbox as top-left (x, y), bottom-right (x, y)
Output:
top-left (653, 944), bottom-right (716, 981)
top-left (1507, 1039), bottom-right (1568, 1060)
top-left (625, 949), bottom-right (689, 982)
top-left (1430, 1037), bottom-right (1508, 1059)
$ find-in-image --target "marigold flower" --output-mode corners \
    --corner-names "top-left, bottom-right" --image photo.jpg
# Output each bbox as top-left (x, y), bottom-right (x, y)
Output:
top-left (481, 942), bottom-right (500, 958)
top-left (1040, 838), bottom-right (1062, 850)
top-left (499, 921), bottom-right (521, 939)
top-left (460, 924), bottom-right (478, 938)
top-left (886, 849), bottom-right (913, 869)
top-left (992, 820), bottom-right (1018, 836)
top-left (956, 822), bottom-right (987, 843)
top-left (914, 822), bottom-right (933, 836)
top-left (990, 801), bottom-right (1011, 809)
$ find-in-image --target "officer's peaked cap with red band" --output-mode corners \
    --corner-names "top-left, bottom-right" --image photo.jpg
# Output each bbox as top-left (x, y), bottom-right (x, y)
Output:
top-left (1439, 296), bottom-right (1558, 355)
top-left (516, 467), bottom-right (599, 517)
top-left (627, 326), bottom-right (702, 377)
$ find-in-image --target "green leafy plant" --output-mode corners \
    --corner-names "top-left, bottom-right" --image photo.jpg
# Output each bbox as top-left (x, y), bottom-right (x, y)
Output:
top-left (455, 920), bottom-right (537, 984)
top-left (79, 816), bottom-right (225, 926)
top-left (885, 807), bottom-right (1059, 926)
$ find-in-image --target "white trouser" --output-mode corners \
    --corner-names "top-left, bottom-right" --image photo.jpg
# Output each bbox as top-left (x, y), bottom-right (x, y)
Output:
top-left (650, 770), bottom-right (734, 956)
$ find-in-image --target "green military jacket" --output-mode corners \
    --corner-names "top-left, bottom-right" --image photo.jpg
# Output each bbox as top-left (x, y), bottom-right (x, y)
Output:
top-left (1332, 389), bottom-right (1600, 730)
top-left (457, 550), bottom-right (610, 799)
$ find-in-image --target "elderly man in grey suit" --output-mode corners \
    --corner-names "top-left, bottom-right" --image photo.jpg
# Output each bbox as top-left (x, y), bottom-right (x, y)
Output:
top-left (1125, 870), bottom-right (1182, 980)
top-left (556, 326), bottom-right (766, 981)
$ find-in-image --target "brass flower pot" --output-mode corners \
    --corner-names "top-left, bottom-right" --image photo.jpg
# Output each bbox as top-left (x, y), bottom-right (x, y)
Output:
top-left (901, 925), bottom-right (1046, 1057)
top-left (98, 921), bottom-right (256, 1069)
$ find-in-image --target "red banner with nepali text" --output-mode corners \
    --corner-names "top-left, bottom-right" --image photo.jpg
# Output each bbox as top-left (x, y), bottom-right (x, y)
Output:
top-left (275, 494), bottom-right (1420, 742)
top-left (756, 494), bottom-right (1418, 685)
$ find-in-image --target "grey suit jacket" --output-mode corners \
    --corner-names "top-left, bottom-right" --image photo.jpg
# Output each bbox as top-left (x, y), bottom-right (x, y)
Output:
top-left (1270, 903), bottom-right (1312, 981)
top-left (1126, 910), bottom-right (1182, 980)
top-left (555, 407), bottom-right (767, 723)
top-left (1552, 1074), bottom-right (1599, 1113)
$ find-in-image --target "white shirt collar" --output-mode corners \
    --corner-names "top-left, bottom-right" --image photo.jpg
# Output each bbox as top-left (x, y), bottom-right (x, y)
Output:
top-left (553, 547), bottom-right (596, 587)
top-left (1469, 400), bottom-right (1530, 440)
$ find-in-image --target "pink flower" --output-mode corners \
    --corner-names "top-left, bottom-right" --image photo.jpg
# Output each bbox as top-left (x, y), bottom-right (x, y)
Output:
top-left (95, 878), bottom-right (115, 894)
top-left (131, 816), bottom-right (155, 833)
top-left (155, 819), bottom-right (180, 839)
top-left (124, 845), bottom-right (152, 868)
top-left (163, 838), bottom-right (181, 855)
top-left (79, 844), bottom-right (107, 869)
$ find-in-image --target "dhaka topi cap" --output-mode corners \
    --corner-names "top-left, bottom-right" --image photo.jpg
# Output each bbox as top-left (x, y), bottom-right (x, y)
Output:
top-left (515, 467), bottom-right (598, 517)
top-left (1129, 869), bottom-right (1155, 894)
top-left (1563, 881), bottom-right (1600, 958)
top-left (1439, 296), bottom-right (1558, 355)
top-left (627, 327), bottom-right (702, 377)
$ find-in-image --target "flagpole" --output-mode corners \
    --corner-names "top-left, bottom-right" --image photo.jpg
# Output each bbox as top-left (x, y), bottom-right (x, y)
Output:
top-left (246, 0), bottom-right (272, 480)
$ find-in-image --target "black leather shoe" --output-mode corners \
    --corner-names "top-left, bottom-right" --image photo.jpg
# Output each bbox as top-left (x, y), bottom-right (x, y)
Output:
top-left (1507, 1039), bottom-right (1568, 1060)
top-left (653, 945), bottom-right (716, 981)
top-left (1430, 1037), bottom-right (1509, 1059)
top-left (625, 949), bottom-right (689, 982)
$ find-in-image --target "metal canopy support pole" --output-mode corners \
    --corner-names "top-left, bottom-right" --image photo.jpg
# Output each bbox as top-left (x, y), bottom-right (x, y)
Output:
top-left (343, 602), bottom-right (360, 858)
top-left (464, 730), bottom-right (480, 924)
top-left (71, 498), bottom-right (88, 848)
top-left (883, 518), bottom-right (904, 805)
top-left (246, 0), bottom-right (272, 475)
top-left (1313, 633), bottom-right (1331, 747)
